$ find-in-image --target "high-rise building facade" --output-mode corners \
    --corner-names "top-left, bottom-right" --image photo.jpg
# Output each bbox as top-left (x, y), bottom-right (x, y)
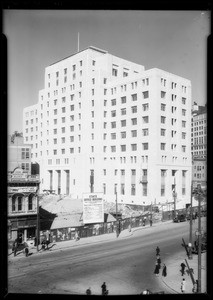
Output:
top-left (191, 102), bottom-right (207, 189)
top-left (23, 46), bottom-right (192, 207)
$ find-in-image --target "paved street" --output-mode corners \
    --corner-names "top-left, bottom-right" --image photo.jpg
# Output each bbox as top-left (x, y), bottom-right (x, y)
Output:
top-left (8, 218), bottom-right (207, 295)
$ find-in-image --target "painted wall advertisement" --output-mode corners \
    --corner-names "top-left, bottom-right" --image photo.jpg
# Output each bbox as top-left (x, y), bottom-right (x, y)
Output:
top-left (83, 193), bottom-right (104, 224)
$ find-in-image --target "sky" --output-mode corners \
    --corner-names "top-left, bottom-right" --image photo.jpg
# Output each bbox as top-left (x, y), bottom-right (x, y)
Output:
top-left (3, 10), bottom-right (210, 135)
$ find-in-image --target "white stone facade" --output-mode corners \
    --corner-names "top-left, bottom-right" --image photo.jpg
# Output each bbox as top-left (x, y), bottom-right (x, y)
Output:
top-left (23, 46), bottom-right (192, 207)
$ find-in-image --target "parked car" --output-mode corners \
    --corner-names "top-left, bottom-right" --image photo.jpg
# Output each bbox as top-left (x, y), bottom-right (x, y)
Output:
top-left (173, 214), bottom-right (186, 223)
top-left (186, 213), bottom-right (197, 220)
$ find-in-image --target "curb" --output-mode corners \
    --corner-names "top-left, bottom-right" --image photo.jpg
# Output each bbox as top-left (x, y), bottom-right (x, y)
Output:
top-left (8, 220), bottom-right (173, 260)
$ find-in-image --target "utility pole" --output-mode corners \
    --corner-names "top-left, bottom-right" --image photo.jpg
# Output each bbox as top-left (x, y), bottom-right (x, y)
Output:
top-left (197, 184), bottom-right (202, 293)
top-left (188, 182), bottom-right (193, 259)
top-left (115, 187), bottom-right (118, 220)
top-left (36, 193), bottom-right (40, 252)
top-left (173, 177), bottom-right (177, 218)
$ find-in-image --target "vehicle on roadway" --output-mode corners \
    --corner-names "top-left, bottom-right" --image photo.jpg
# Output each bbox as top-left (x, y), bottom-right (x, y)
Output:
top-left (173, 214), bottom-right (186, 223)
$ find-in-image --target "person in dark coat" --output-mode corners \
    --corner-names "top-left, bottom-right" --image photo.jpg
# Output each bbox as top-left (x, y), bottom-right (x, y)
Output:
top-left (162, 264), bottom-right (167, 277)
top-left (180, 262), bottom-right (186, 276)
top-left (157, 255), bottom-right (161, 269)
top-left (86, 287), bottom-right (92, 295)
top-left (156, 246), bottom-right (160, 256)
top-left (154, 262), bottom-right (160, 276)
top-left (101, 282), bottom-right (107, 295)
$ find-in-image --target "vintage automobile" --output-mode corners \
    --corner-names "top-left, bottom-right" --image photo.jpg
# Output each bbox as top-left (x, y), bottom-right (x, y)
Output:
top-left (173, 214), bottom-right (186, 223)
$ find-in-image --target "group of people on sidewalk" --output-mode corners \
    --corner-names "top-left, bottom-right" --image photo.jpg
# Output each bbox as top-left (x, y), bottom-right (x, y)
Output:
top-left (154, 246), bottom-right (167, 278)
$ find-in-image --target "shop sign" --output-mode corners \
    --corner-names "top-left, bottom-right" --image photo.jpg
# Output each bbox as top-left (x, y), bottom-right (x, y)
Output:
top-left (83, 193), bottom-right (104, 224)
top-left (8, 186), bottom-right (37, 194)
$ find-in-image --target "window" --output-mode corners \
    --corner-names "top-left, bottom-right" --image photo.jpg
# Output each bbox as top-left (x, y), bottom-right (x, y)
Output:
top-left (182, 109), bottom-right (186, 116)
top-left (161, 143), bottom-right (166, 150)
top-left (182, 97), bottom-right (186, 105)
top-left (18, 196), bottom-right (22, 211)
top-left (21, 148), bottom-right (30, 159)
top-left (111, 121), bottom-right (116, 128)
top-left (73, 64), bottom-right (76, 71)
top-left (111, 133), bottom-right (116, 140)
top-left (70, 148), bottom-right (74, 154)
top-left (131, 106), bottom-right (137, 113)
top-left (111, 146), bottom-right (116, 152)
top-left (142, 103), bottom-right (149, 111)
top-left (54, 109), bottom-right (57, 115)
top-left (161, 116), bottom-right (166, 124)
top-left (121, 145), bottom-right (126, 152)
top-left (131, 130), bottom-right (137, 137)
top-left (182, 121), bottom-right (186, 128)
top-left (182, 145), bottom-right (186, 152)
top-left (182, 132), bottom-right (186, 139)
top-left (62, 117), bottom-right (66, 123)
top-left (142, 116), bottom-right (149, 123)
top-left (131, 118), bottom-right (137, 125)
top-left (142, 128), bottom-right (149, 136)
top-left (62, 107), bottom-right (66, 113)
top-left (142, 91), bottom-right (149, 99)
top-left (111, 110), bottom-right (116, 117)
top-left (161, 103), bottom-right (166, 111)
top-left (92, 60), bottom-right (95, 66)
top-left (121, 120), bottom-right (126, 127)
top-left (131, 144), bottom-right (137, 151)
top-left (121, 96), bottom-right (126, 104)
top-left (161, 129), bottom-right (166, 136)
top-left (121, 132), bottom-right (126, 139)
top-left (161, 91), bottom-right (166, 99)
top-left (132, 94), bottom-right (137, 101)
top-left (121, 108), bottom-right (126, 115)
top-left (112, 68), bottom-right (118, 76)
top-left (142, 143), bottom-right (148, 150)
top-left (111, 99), bottom-right (116, 106)
top-left (131, 184), bottom-right (136, 195)
top-left (70, 105), bottom-right (74, 111)
top-left (62, 137), bottom-right (65, 143)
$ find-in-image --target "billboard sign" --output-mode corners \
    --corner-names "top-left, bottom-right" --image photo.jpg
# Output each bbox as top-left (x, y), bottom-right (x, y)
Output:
top-left (83, 193), bottom-right (104, 224)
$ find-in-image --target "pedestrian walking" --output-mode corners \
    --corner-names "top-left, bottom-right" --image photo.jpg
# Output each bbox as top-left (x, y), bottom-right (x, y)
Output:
top-left (24, 246), bottom-right (29, 257)
top-left (13, 239), bottom-right (18, 257)
top-left (181, 278), bottom-right (186, 293)
top-left (101, 282), bottom-right (107, 295)
top-left (149, 218), bottom-right (153, 227)
top-left (156, 255), bottom-right (161, 269)
top-left (162, 264), bottom-right (167, 277)
top-left (156, 246), bottom-right (160, 256)
top-left (86, 287), bottom-right (92, 295)
top-left (180, 262), bottom-right (186, 276)
top-left (154, 262), bottom-right (160, 276)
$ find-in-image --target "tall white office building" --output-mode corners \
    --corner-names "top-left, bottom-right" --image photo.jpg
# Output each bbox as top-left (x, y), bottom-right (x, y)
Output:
top-left (23, 46), bottom-right (192, 207)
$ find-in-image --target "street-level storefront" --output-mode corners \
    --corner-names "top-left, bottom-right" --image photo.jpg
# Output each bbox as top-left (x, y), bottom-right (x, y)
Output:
top-left (8, 168), bottom-right (40, 242)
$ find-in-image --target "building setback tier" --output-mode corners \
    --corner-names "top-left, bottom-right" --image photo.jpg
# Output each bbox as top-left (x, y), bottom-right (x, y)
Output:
top-left (23, 46), bottom-right (192, 207)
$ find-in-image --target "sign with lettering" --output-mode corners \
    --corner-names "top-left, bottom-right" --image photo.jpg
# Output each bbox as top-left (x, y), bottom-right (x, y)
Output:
top-left (8, 186), bottom-right (37, 194)
top-left (83, 193), bottom-right (104, 224)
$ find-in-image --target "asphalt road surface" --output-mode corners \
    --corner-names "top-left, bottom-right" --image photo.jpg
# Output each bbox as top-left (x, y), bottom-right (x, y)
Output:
top-left (8, 218), bottom-right (206, 295)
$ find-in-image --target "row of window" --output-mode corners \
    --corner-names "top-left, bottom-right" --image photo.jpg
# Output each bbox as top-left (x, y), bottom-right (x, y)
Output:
top-left (102, 183), bottom-right (187, 196)
top-left (11, 195), bottom-right (34, 212)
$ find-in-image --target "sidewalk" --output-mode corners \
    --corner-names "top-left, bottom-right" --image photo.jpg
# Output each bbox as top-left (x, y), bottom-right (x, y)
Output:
top-left (160, 250), bottom-right (207, 294)
top-left (8, 220), bottom-right (172, 260)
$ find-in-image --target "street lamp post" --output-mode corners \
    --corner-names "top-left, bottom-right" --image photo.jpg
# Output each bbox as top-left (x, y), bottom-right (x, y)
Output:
top-left (188, 182), bottom-right (193, 259)
top-left (36, 193), bottom-right (40, 252)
